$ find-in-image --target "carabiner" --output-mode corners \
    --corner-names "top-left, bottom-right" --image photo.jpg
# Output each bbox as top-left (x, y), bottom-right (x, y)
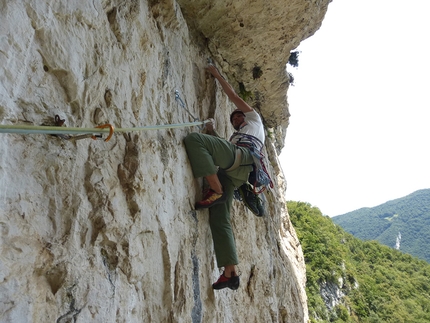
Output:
top-left (92, 124), bottom-right (114, 142)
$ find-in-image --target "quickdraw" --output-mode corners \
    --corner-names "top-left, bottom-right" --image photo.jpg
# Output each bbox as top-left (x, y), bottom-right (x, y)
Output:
top-left (175, 90), bottom-right (201, 126)
top-left (51, 115), bottom-right (114, 142)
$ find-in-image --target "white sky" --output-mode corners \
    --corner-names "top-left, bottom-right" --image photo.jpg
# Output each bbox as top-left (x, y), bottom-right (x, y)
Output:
top-left (279, 0), bottom-right (430, 216)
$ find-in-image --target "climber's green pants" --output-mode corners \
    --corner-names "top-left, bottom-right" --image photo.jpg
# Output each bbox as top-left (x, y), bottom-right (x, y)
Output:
top-left (184, 132), bottom-right (254, 267)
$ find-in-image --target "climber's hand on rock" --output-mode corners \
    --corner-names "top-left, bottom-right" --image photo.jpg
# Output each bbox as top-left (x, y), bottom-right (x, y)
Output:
top-left (206, 118), bottom-right (215, 132)
top-left (207, 64), bottom-right (221, 78)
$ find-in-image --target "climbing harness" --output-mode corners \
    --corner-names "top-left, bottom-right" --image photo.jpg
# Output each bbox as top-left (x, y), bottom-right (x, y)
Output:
top-left (0, 117), bottom-right (210, 142)
top-left (230, 133), bottom-right (274, 194)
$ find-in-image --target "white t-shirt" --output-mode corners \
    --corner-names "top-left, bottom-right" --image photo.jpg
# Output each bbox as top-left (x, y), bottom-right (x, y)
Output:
top-left (229, 110), bottom-right (265, 147)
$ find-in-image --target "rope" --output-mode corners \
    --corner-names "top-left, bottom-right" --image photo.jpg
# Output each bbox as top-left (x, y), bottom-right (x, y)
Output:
top-left (0, 89), bottom-right (207, 141)
top-left (0, 120), bottom-right (210, 141)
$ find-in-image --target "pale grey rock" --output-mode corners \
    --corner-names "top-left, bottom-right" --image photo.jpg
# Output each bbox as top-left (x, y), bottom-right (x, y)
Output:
top-left (0, 1), bottom-right (328, 322)
top-left (320, 279), bottom-right (346, 311)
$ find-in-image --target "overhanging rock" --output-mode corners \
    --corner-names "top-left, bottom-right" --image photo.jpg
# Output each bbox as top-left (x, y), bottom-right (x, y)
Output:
top-left (177, 0), bottom-right (330, 150)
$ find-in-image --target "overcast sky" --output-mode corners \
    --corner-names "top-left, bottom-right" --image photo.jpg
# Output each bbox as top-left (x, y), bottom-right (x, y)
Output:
top-left (279, 0), bottom-right (430, 216)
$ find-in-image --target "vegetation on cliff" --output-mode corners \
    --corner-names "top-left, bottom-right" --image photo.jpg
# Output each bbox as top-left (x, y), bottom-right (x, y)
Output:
top-left (288, 201), bottom-right (430, 323)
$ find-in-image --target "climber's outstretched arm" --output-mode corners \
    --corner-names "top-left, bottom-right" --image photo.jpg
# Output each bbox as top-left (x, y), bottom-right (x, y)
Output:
top-left (207, 64), bottom-right (253, 113)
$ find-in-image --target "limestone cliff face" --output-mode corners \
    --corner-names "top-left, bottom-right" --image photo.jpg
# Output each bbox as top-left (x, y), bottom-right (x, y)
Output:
top-left (0, 1), bottom-right (328, 322)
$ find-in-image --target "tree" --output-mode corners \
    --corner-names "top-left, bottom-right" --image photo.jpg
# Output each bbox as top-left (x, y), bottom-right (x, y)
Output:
top-left (288, 50), bottom-right (300, 68)
top-left (288, 72), bottom-right (295, 86)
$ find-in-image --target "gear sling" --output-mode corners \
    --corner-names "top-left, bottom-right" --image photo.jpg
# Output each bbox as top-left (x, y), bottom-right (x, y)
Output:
top-left (227, 132), bottom-right (273, 194)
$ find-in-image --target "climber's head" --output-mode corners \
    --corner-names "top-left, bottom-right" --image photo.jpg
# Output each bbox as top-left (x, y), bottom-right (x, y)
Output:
top-left (230, 109), bottom-right (246, 130)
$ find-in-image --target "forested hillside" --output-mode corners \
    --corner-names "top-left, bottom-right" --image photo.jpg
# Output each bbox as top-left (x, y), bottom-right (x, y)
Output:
top-left (331, 189), bottom-right (430, 262)
top-left (288, 201), bottom-right (430, 323)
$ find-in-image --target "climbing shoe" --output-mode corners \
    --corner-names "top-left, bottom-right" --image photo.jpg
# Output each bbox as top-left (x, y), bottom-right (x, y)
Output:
top-left (212, 272), bottom-right (240, 290)
top-left (195, 189), bottom-right (226, 209)
top-left (238, 183), bottom-right (265, 217)
top-left (255, 192), bottom-right (265, 217)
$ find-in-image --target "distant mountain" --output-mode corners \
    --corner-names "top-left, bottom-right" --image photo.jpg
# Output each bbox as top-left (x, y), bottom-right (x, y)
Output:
top-left (332, 189), bottom-right (430, 262)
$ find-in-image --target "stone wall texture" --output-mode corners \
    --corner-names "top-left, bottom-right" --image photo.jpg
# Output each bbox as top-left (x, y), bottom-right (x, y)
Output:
top-left (0, 1), bottom-right (329, 322)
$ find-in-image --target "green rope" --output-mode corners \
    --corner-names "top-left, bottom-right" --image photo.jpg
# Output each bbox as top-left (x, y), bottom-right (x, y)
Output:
top-left (0, 120), bottom-right (210, 136)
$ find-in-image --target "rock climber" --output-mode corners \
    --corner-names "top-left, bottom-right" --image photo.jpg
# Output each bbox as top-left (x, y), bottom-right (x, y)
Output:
top-left (184, 64), bottom-right (265, 290)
